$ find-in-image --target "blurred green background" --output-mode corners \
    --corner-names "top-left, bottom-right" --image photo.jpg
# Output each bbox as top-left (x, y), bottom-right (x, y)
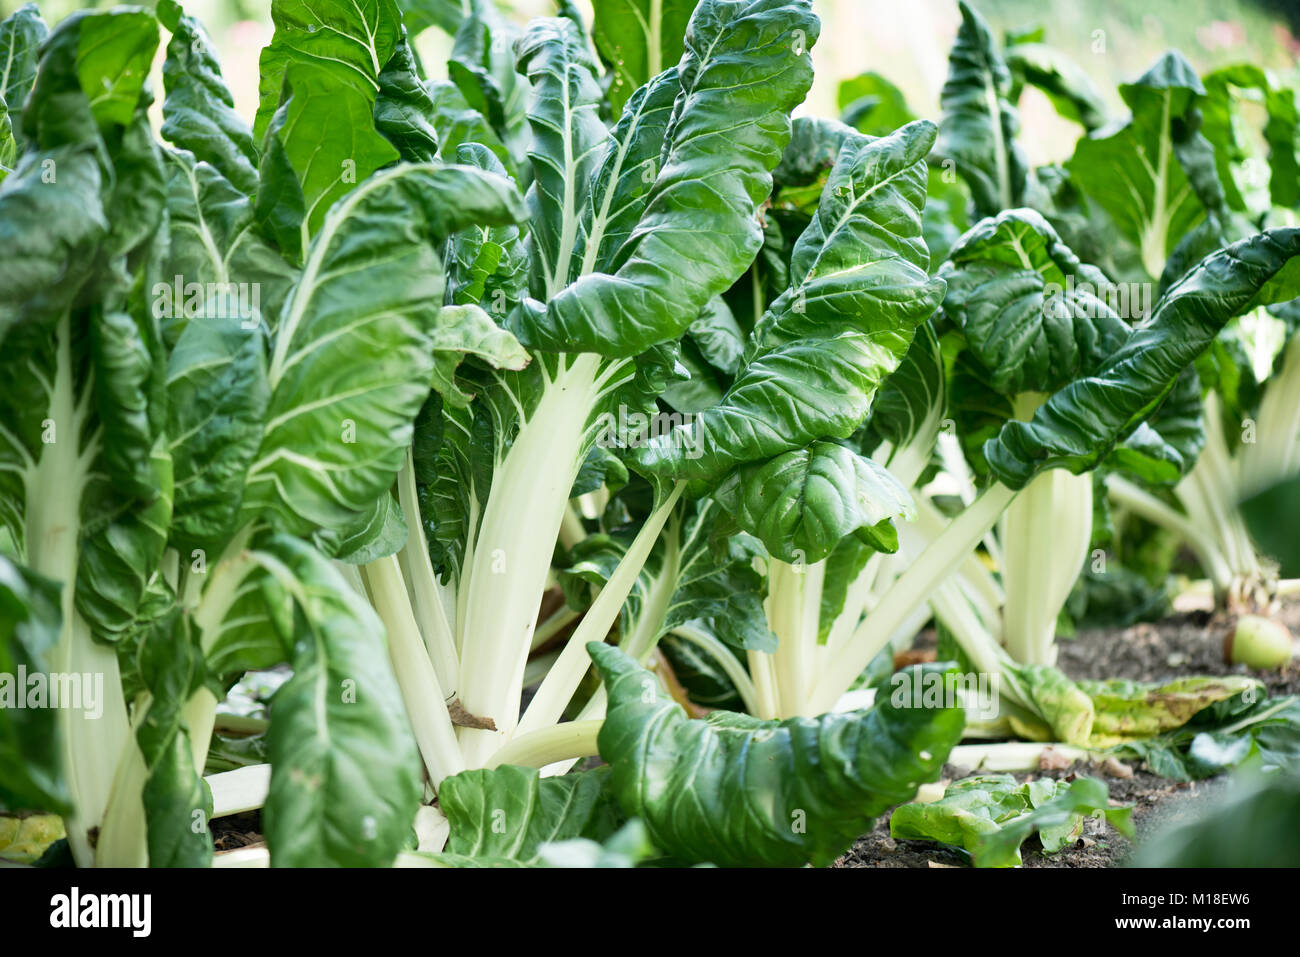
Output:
top-left (3, 0), bottom-right (1298, 166)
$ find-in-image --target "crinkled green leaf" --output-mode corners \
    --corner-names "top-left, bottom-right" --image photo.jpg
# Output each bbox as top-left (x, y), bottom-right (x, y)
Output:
top-left (590, 644), bottom-right (964, 867)
top-left (513, 0), bottom-right (819, 357)
top-left (590, 0), bottom-right (693, 114)
top-left (935, 1), bottom-right (1028, 216)
top-left (634, 121), bottom-right (945, 483)
top-left (1005, 42), bottom-right (1108, 132)
top-left (437, 764), bottom-right (617, 865)
top-left (0, 556), bottom-right (68, 814)
top-left (890, 774), bottom-right (1132, 867)
top-left (157, 0), bottom-right (259, 195)
top-left (985, 227), bottom-right (1300, 488)
top-left (260, 535), bottom-right (422, 867)
top-left (712, 442), bottom-right (913, 564)
top-left (132, 608), bottom-right (213, 867)
top-left (1065, 52), bottom-right (1207, 277)
top-left (940, 208), bottom-right (1130, 397)
top-left (375, 29), bottom-right (440, 163)
top-left (241, 163), bottom-right (525, 539)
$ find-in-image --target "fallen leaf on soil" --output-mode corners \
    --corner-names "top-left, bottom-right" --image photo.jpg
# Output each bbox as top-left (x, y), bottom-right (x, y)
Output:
top-left (1038, 747), bottom-right (1076, 771)
top-left (1100, 756), bottom-right (1133, 778)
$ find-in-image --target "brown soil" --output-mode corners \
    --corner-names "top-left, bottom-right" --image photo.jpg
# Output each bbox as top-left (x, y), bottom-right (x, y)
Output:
top-left (211, 811), bottom-right (264, 852)
top-left (835, 601), bottom-right (1299, 868)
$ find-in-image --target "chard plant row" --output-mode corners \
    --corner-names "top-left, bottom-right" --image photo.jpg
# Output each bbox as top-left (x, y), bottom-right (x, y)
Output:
top-left (0, 0), bottom-right (1297, 869)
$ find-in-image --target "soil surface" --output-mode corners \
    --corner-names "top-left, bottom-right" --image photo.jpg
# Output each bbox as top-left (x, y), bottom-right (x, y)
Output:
top-left (211, 811), bottom-right (264, 853)
top-left (836, 602), bottom-right (1299, 868)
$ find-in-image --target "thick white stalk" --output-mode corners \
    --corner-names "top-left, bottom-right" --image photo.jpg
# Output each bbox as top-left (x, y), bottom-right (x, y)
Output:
top-left (363, 556), bottom-right (465, 786)
top-left (764, 558), bottom-right (824, 718)
top-left (1001, 468), bottom-right (1093, 666)
top-left (396, 453), bottom-right (459, 697)
top-left (178, 524), bottom-right (261, 784)
top-left (483, 720), bottom-right (603, 769)
top-left (618, 515), bottom-right (682, 664)
top-left (456, 355), bottom-right (603, 766)
top-left (949, 742), bottom-right (1097, 772)
top-left (207, 764), bottom-right (271, 818)
top-left (807, 482), bottom-right (1018, 714)
top-left (514, 482), bottom-right (684, 739)
top-left (1243, 332), bottom-right (1300, 493)
top-left (28, 318), bottom-right (129, 868)
top-left (746, 647), bottom-right (781, 720)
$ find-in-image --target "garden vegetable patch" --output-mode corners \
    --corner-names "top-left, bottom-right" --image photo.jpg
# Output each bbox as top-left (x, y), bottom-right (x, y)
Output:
top-left (0, 0), bottom-right (1297, 877)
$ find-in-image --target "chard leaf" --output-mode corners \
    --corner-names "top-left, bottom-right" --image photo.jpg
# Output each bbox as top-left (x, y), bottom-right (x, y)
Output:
top-left (573, 65), bottom-right (680, 277)
top-left (0, 3), bottom-right (46, 157)
top-left (516, 17), bottom-right (606, 298)
top-left (397, 0), bottom-right (463, 37)
top-left (1134, 771), bottom-right (1300, 867)
top-left (0, 145), bottom-right (106, 337)
top-left (590, 0), bottom-right (693, 114)
top-left (166, 313), bottom-right (270, 553)
top-left (1201, 65), bottom-right (1300, 212)
top-left (712, 441), bottom-right (914, 565)
top-left (1241, 475), bottom-right (1300, 576)
top-left (1065, 52), bottom-right (1207, 277)
top-left (253, 0), bottom-right (402, 143)
top-left (330, 491), bottom-right (408, 564)
top-left (935, 1), bottom-right (1028, 216)
top-left (890, 774), bottom-right (1133, 867)
top-left (986, 227), bottom-right (1300, 488)
top-left (940, 208), bottom-right (1130, 397)
top-left (437, 764), bottom-right (617, 865)
top-left (0, 98), bottom-right (13, 182)
top-left (589, 644), bottom-right (963, 867)
top-left (259, 535), bottom-right (422, 867)
top-left (71, 10), bottom-right (159, 130)
top-left (446, 2), bottom-right (531, 172)
top-left (537, 818), bottom-right (656, 868)
top-left (428, 303), bottom-right (530, 406)
top-left (241, 163), bottom-right (525, 540)
top-left (255, 60), bottom-right (401, 260)
top-left (1005, 42), bottom-right (1108, 132)
top-left (426, 79), bottom-right (510, 169)
top-left (133, 608), bottom-right (213, 867)
top-left (859, 321), bottom-right (946, 481)
top-left (156, 149), bottom-right (296, 346)
top-left (1080, 675), bottom-right (1260, 746)
top-left (446, 143), bottom-right (527, 314)
top-left (374, 29), bottom-right (440, 163)
top-left (157, 0), bottom-right (258, 196)
top-left (515, 0), bottom-right (820, 357)
top-left (1117, 693), bottom-right (1300, 781)
top-left (838, 71), bottom-right (915, 137)
top-left (0, 556), bottom-right (68, 814)
top-left (76, 440), bottom-right (173, 640)
top-left (635, 121), bottom-right (944, 484)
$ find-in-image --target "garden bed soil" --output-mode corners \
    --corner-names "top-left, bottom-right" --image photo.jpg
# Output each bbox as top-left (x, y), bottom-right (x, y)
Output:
top-left (836, 602), bottom-right (1299, 868)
